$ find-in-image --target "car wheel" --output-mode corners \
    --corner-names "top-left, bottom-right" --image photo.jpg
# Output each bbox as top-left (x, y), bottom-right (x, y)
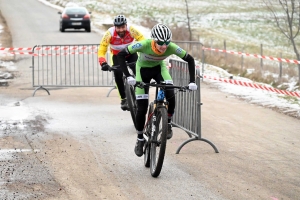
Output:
top-left (60, 23), bottom-right (65, 32)
top-left (85, 25), bottom-right (91, 32)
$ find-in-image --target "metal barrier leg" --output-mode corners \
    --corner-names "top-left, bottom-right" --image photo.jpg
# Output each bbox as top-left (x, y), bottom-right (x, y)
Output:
top-left (32, 86), bottom-right (50, 97)
top-left (172, 124), bottom-right (193, 138)
top-left (171, 125), bottom-right (219, 154)
top-left (106, 86), bottom-right (116, 97)
top-left (176, 137), bottom-right (219, 154)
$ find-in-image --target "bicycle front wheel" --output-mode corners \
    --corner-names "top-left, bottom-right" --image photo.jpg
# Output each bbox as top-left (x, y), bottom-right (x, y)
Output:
top-left (125, 82), bottom-right (137, 129)
top-left (150, 107), bottom-right (168, 177)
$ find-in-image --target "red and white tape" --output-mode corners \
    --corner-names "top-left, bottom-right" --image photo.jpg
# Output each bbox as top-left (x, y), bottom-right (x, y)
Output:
top-left (203, 75), bottom-right (300, 98)
top-left (0, 46), bottom-right (98, 51)
top-left (1, 46), bottom-right (299, 65)
top-left (202, 47), bottom-right (300, 65)
top-left (0, 47), bottom-right (33, 51)
top-left (170, 63), bottom-right (300, 98)
top-left (0, 51), bottom-right (98, 56)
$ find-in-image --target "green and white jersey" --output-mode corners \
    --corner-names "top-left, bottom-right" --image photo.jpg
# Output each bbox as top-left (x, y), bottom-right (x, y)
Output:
top-left (127, 39), bottom-right (187, 68)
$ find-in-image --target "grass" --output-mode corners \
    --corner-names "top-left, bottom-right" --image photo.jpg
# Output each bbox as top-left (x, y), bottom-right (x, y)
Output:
top-left (280, 95), bottom-right (300, 106)
top-left (48, 0), bottom-right (299, 57)
top-left (203, 51), bottom-right (299, 87)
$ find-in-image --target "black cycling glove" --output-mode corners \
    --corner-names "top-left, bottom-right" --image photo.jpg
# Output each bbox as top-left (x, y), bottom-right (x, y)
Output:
top-left (101, 62), bottom-right (110, 71)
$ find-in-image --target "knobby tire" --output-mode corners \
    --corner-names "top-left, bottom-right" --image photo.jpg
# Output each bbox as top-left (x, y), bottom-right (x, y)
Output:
top-left (150, 107), bottom-right (168, 177)
top-left (125, 81), bottom-right (137, 129)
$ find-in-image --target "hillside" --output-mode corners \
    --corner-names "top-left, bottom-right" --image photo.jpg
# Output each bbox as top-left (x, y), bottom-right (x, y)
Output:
top-left (45, 0), bottom-right (299, 59)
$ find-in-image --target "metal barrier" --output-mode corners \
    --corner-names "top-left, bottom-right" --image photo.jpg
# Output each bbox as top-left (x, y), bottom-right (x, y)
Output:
top-left (169, 58), bottom-right (219, 154)
top-left (31, 44), bottom-right (114, 96)
top-left (31, 43), bottom-right (218, 153)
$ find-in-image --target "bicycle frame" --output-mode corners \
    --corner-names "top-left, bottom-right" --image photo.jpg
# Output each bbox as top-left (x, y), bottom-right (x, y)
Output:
top-left (143, 86), bottom-right (167, 139)
top-left (107, 62), bottom-right (137, 128)
top-left (140, 81), bottom-right (188, 177)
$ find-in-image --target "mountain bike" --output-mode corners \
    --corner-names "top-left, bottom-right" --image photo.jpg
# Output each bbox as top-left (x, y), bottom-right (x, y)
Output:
top-left (136, 81), bottom-right (190, 177)
top-left (108, 62), bottom-right (137, 129)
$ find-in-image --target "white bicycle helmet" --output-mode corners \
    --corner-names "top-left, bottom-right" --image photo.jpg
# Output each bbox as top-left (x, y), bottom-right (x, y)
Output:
top-left (114, 15), bottom-right (127, 26)
top-left (151, 23), bottom-right (172, 42)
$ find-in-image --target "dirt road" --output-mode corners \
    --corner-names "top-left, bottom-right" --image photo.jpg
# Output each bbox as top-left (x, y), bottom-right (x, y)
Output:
top-left (0, 0), bottom-right (300, 200)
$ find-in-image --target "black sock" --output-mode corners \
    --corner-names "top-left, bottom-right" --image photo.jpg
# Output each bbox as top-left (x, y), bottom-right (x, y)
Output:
top-left (137, 131), bottom-right (143, 139)
top-left (138, 134), bottom-right (144, 140)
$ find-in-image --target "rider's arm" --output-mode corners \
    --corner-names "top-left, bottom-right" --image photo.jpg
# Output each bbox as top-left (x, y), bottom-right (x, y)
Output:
top-left (117, 48), bottom-right (132, 77)
top-left (182, 53), bottom-right (196, 83)
top-left (98, 30), bottom-right (112, 65)
top-left (129, 25), bottom-right (146, 41)
top-left (168, 43), bottom-right (195, 83)
top-left (118, 40), bottom-right (145, 77)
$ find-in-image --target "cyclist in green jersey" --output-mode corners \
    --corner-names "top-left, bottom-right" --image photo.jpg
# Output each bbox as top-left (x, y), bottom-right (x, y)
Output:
top-left (117, 23), bottom-right (197, 157)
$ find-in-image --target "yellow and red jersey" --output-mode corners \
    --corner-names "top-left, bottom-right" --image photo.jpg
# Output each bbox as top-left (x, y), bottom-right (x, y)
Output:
top-left (98, 25), bottom-right (145, 65)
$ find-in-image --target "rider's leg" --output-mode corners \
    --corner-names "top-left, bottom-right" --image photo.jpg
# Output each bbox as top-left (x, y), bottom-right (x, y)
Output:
top-left (112, 56), bottom-right (127, 110)
top-left (136, 99), bottom-right (148, 136)
top-left (113, 68), bottom-right (126, 99)
top-left (165, 88), bottom-right (175, 121)
top-left (134, 99), bottom-right (148, 157)
top-left (112, 55), bottom-right (126, 99)
top-left (154, 66), bottom-right (175, 121)
top-left (155, 66), bottom-right (175, 139)
top-left (133, 65), bottom-right (152, 156)
top-left (135, 66), bottom-right (155, 134)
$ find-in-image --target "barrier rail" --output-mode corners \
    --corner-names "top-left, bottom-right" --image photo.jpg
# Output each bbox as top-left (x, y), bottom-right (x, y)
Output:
top-left (169, 59), bottom-right (219, 154)
top-left (31, 44), bottom-right (114, 96)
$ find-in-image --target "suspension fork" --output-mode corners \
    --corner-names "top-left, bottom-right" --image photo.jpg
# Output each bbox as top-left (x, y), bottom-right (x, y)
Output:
top-left (151, 115), bottom-right (156, 139)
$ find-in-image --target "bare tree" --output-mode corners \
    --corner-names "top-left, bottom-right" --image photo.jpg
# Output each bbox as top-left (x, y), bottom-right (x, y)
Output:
top-left (183, 0), bottom-right (212, 41)
top-left (263, 0), bottom-right (300, 84)
top-left (184, 0), bottom-right (193, 41)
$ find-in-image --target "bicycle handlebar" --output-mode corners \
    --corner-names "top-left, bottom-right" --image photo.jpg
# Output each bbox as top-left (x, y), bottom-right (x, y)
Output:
top-left (136, 81), bottom-right (190, 91)
top-left (108, 62), bottom-right (136, 72)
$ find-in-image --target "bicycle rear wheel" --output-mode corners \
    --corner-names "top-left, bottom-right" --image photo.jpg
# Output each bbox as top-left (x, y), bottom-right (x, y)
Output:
top-left (125, 82), bottom-right (137, 129)
top-left (150, 107), bottom-right (168, 177)
top-left (144, 102), bottom-right (154, 168)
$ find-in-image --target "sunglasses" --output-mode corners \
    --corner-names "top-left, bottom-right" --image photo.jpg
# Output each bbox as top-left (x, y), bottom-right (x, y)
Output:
top-left (156, 40), bottom-right (171, 46)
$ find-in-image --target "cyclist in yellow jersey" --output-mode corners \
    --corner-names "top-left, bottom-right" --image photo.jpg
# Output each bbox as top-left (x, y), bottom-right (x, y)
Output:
top-left (98, 15), bottom-right (145, 111)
